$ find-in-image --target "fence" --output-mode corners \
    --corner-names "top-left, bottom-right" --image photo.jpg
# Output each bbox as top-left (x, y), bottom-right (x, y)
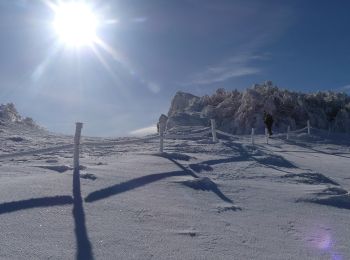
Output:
top-left (210, 119), bottom-right (310, 144)
top-left (0, 119), bottom-right (315, 167)
top-left (151, 120), bottom-right (313, 155)
top-left (0, 122), bottom-right (159, 171)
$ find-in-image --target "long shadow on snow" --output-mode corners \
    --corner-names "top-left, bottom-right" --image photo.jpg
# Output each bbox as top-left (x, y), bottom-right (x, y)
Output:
top-left (85, 171), bottom-right (187, 203)
top-left (284, 139), bottom-right (350, 159)
top-left (0, 170), bottom-right (93, 260)
top-left (73, 169), bottom-right (94, 260)
top-left (229, 142), bottom-right (296, 169)
top-left (155, 153), bottom-right (233, 203)
top-left (0, 196), bottom-right (73, 215)
top-left (189, 141), bottom-right (296, 175)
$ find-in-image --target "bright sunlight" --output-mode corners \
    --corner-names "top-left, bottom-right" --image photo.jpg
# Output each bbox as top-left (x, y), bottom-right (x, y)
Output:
top-left (53, 2), bottom-right (98, 47)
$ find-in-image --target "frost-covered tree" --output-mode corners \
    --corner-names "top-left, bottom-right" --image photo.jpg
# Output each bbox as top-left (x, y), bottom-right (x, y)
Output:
top-left (166, 82), bottom-right (350, 134)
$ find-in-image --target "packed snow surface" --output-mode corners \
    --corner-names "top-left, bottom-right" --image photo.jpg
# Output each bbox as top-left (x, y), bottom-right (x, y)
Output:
top-left (1, 122), bottom-right (350, 259)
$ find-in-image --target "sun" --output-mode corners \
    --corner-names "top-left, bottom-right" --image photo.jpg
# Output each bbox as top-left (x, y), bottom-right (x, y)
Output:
top-left (53, 2), bottom-right (98, 47)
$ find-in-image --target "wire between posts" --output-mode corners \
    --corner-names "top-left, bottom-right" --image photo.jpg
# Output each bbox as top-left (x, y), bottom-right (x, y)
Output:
top-left (288, 126), bottom-right (308, 133)
top-left (82, 135), bottom-right (159, 147)
top-left (215, 130), bottom-right (236, 138)
top-left (0, 135), bottom-right (158, 160)
top-left (0, 144), bottom-right (74, 160)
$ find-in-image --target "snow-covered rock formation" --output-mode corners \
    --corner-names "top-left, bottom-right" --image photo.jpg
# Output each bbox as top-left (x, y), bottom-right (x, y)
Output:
top-left (167, 81), bottom-right (350, 134)
top-left (166, 92), bottom-right (209, 129)
top-left (0, 103), bottom-right (38, 128)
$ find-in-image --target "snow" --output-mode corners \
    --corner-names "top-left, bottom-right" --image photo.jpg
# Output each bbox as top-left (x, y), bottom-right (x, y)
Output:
top-left (1, 120), bottom-right (350, 259)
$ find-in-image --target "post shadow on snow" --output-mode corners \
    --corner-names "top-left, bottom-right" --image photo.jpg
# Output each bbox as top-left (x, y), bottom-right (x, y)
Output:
top-left (154, 153), bottom-right (198, 178)
top-left (0, 196), bottom-right (73, 215)
top-left (187, 141), bottom-right (297, 175)
top-left (155, 153), bottom-right (233, 204)
top-left (185, 142), bottom-right (252, 168)
top-left (72, 168), bottom-right (93, 260)
top-left (189, 163), bottom-right (213, 173)
top-left (0, 168), bottom-right (94, 260)
top-left (85, 170), bottom-right (187, 203)
top-left (227, 142), bottom-right (296, 168)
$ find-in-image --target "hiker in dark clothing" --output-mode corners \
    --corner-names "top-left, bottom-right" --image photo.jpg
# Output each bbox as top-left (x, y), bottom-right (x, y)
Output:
top-left (263, 111), bottom-right (274, 136)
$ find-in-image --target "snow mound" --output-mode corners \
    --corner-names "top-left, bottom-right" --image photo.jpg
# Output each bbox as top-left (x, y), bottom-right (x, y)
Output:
top-left (80, 173), bottom-right (97, 180)
top-left (281, 172), bottom-right (339, 186)
top-left (216, 202), bottom-right (242, 212)
top-left (45, 159), bottom-right (59, 163)
top-left (298, 187), bottom-right (350, 209)
top-left (180, 177), bottom-right (217, 191)
top-left (160, 152), bottom-right (192, 161)
top-left (175, 230), bottom-right (198, 237)
top-left (315, 186), bottom-right (348, 195)
top-left (189, 163), bottom-right (213, 173)
top-left (166, 82), bottom-right (350, 134)
top-left (35, 165), bottom-right (73, 173)
top-left (34, 165), bottom-right (87, 173)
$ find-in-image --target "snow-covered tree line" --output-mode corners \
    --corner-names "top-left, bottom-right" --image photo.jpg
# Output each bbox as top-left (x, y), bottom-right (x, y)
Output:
top-left (167, 81), bottom-right (350, 134)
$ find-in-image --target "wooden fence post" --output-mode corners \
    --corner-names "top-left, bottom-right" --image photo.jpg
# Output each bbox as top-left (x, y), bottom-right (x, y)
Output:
top-left (251, 128), bottom-right (255, 145)
top-left (287, 125), bottom-right (290, 140)
top-left (159, 121), bottom-right (166, 153)
top-left (265, 128), bottom-right (269, 144)
top-left (211, 119), bottom-right (218, 143)
top-left (159, 131), bottom-right (164, 153)
top-left (307, 120), bottom-right (311, 135)
top-left (74, 122), bottom-right (83, 172)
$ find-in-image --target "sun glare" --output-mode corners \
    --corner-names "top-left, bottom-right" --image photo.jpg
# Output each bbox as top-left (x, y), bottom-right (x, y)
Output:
top-left (53, 2), bottom-right (98, 47)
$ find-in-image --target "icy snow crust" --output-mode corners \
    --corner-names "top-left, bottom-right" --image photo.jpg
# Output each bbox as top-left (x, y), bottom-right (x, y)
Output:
top-left (1, 123), bottom-right (350, 259)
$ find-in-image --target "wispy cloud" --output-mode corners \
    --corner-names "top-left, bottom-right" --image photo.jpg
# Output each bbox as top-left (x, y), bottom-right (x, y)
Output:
top-left (182, 53), bottom-right (269, 85)
top-left (129, 125), bottom-right (157, 136)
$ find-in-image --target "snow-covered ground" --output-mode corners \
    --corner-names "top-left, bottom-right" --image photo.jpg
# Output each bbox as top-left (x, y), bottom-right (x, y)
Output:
top-left (1, 125), bottom-right (350, 259)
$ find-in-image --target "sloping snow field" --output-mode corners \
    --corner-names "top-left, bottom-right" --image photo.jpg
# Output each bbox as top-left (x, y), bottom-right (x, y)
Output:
top-left (0, 125), bottom-right (350, 259)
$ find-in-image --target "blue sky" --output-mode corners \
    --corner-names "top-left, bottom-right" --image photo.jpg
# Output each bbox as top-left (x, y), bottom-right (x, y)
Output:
top-left (0, 0), bottom-right (349, 136)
